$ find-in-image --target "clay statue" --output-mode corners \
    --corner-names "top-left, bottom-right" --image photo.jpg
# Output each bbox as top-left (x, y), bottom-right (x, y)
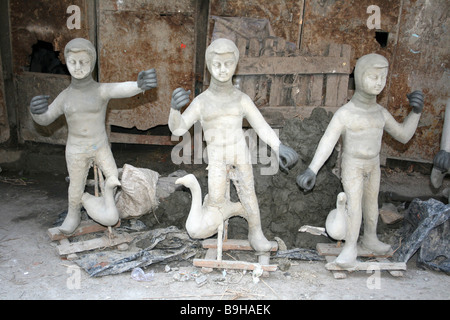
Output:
top-left (30, 38), bottom-right (158, 234)
top-left (297, 53), bottom-right (424, 268)
top-left (431, 98), bottom-right (450, 191)
top-left (170, 38), bottom-right (298, 255)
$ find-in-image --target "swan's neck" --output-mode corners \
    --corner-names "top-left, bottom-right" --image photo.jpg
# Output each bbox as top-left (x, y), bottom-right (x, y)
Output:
top-left (188, 182), bottom-right (203, 214)
top-left (103, 186), bottom-right (117, 209)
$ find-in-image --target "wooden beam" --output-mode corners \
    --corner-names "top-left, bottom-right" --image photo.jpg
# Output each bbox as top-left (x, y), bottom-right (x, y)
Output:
top-left (109, 132), bottom-right (177, 146)
top-left (48, 219), bottom-right (121, 241)
top-left (56, 232), bottom-right (133, 256)
top-left (236, 56), bottom-right (350, 76)
top-left (317, 243), bottom-right (394, 258)
top-left (193, 258), bottom-right (278, 272)
top-left (202, 239), bottom-right (278, 252)
top-left (325, 261), bottom-right (406, 272)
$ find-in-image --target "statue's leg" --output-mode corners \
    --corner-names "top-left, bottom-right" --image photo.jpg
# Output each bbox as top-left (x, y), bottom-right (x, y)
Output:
top-left (59, 152), bottom-right (91, 234)
top-left (335, 159), bottom-right (363, 268)
top-left (94, 144), bottom-right (118, 181)
top-left (361, 162), bottom-right (391, 254)
top-left (233, 164), bottom-right (272, 253)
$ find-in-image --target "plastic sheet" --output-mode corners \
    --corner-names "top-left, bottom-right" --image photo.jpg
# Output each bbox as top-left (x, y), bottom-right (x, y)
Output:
top-left (394, 198), bottom-right (450, 273)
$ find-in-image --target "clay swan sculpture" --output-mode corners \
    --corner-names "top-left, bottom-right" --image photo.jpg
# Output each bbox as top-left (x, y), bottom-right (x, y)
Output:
top-left (325, 192), bottom-right (348, 241)
top-left (175, 174), bottom-right (245, 260)
top-left (82, 175), bottom-right (121, 226)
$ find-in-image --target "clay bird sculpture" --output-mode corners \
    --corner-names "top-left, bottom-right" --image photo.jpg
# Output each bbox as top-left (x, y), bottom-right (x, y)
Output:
top-left (175, 173), bottom-right (245, 260)
top-left (325, 192), bottom-right (348, 241)
top-left (82, 175), bottom-right (121, 227)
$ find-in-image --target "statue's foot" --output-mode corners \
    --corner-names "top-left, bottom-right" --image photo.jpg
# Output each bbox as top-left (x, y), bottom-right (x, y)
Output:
top-left (248, 228), bottom-right (272, 253)
top-left (335, 244), bottom-right (358, 269)
top-left (361, 236), bottom-right (392, 255)
top-left (58, 210), bottom-right (81, 235)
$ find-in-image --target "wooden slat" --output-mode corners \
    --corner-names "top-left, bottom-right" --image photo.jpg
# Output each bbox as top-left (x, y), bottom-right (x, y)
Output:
top-left (325, 261), bottom-right (406, 272)
top-left (56, 232), bottom-right (133, 256)
top-left (269, 38), bottom-right (286, 106)
top-left (193, 258), bottom-right (278, 271)
top-left (109, 132), bottom-right (177, 146)
top-left (202, 238), bottom-right (278, 252)
top-left (241, 37), bottom-right (260, 101)
top-left (310, 74), bottom-right (324, 105)
top-left (316, 243), bottom-right (394, 258)
top-left (236, 56), bottom-right (350, 76)
top-left (48, 219), bottom-right (121, 241)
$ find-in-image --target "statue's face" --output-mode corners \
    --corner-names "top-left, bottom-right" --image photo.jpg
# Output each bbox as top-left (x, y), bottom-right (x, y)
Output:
top-left (361, 67), bottom-right (387, 95)
top-left (209, 52), bottom-right (237, 83)
top-left (66, 51), bottom-right (92, 80)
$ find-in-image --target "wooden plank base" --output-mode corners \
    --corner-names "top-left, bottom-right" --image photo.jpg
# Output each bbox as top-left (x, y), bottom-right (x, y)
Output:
top-left (193, 258), bottom-right (277, 272)
top-left (48, 219), bottom-right (131, 258)
top-left (194, 238), bottom-right (278, 274)
top-left (317, 243), bottom-right (405, 278)
top-left (317, 243), bottom-right (394, 258)
top-left (48, 219), bottom-right (121, 241)
top-left (202, 239), bottom-right (278, 252)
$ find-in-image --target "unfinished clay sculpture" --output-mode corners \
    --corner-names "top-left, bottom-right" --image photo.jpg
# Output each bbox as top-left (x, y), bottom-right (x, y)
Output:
top-left (170, 38), bottom-right (298, 255)
top-left (297, 53), bottom-right (424, 268)
top-left (30, 38), bottom-right (158, 234)
top-left (325, 192), bottom-right (348, 241)
top-left (81, 175), bottom-right (121, 226)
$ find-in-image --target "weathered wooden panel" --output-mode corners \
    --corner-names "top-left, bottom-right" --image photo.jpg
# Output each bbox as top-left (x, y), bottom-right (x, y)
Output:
top-left (98, 0), bottom-right (196, 141)
top-left (10, 0), bottom-right (92, 145)
top-left (300, 0), bottom-right (449, 163)
top-left (381, 0), bottom-right (450, 163)
top-left (210, 0), bottom-right (304, 45)
top-left (235, 35), bottom-right (351, 125)
top-left (0, 48), bottom-right (9, 143)
top-left (16, 72), bottom-right (70, 145)
top-left (236, 55), bottom-right (350, 75)
top-left (9, 0), bottom-right (91, 73)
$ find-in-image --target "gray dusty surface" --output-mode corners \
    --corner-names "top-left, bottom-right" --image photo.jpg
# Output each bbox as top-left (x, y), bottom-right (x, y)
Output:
top-left (0, 170), bottom-right (448, 300)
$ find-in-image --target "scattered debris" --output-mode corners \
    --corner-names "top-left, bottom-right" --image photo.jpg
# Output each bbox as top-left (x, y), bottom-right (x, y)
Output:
top-left (131, 267), bottom-right (154, 282)
top-left (379, 202), bottom-right (403, 225)
top-left (72, 226), bottom-right (201, 277)
top-left (274, 248), bottom-right (325, 261)
top-left (394, 198), bottom-right (450, 273)
top-left (298, 225), bottom-right (327, 237)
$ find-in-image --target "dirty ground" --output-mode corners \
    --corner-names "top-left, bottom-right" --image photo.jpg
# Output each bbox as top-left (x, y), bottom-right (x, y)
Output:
top-left (0, 108), bottom-right (449, 300)
top-left (1, 160), bottom-right (449, 300)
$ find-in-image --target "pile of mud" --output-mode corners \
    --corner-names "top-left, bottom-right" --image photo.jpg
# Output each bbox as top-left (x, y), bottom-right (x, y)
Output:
top-left (141, 108), bottom-right (343, 249)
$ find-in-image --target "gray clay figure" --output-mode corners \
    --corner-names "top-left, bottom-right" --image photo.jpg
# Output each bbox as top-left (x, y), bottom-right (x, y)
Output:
top-left (170, 38), bottom-right (298, 255)
top-left (297, 53), bottom-right (424, 268)
top-left (30, 38), bottom-right (157, 234)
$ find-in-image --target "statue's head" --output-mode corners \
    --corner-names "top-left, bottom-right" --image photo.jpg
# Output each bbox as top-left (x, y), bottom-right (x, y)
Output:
top-left (64, 38), bottom-right (97, 80)
top-left (354, 53), bottom-right (389, 96)
top-left (205, 38), bottom-right (239, 83)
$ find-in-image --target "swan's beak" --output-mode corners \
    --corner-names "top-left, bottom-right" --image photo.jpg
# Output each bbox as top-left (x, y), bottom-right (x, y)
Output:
top-left (175, 177), bottom-right (184, 185)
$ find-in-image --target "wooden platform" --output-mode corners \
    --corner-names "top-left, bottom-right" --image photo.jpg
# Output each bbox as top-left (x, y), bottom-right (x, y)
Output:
top-left (317, 243), bottom-right (405, 279)
top-left (48, 220), bottom-right (133, 259)
top-left (193, 239), bottom-right (278, 274)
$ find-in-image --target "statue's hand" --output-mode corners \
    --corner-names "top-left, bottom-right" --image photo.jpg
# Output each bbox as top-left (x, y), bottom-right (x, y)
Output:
top-left (137, 68), bottom-right (157, 90)
top-left (171, 88), bottom-right (191, 111)
top-left (433, 150), bottom-right (450, 172)
top-left (407, 90), bottom-right (424, 114)
top-left (297, 168), bottom-right (316, 191)
top-left (30, 95), bottom-right (50, 115)
top-left (278, 144), bottom-right (298, 173)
